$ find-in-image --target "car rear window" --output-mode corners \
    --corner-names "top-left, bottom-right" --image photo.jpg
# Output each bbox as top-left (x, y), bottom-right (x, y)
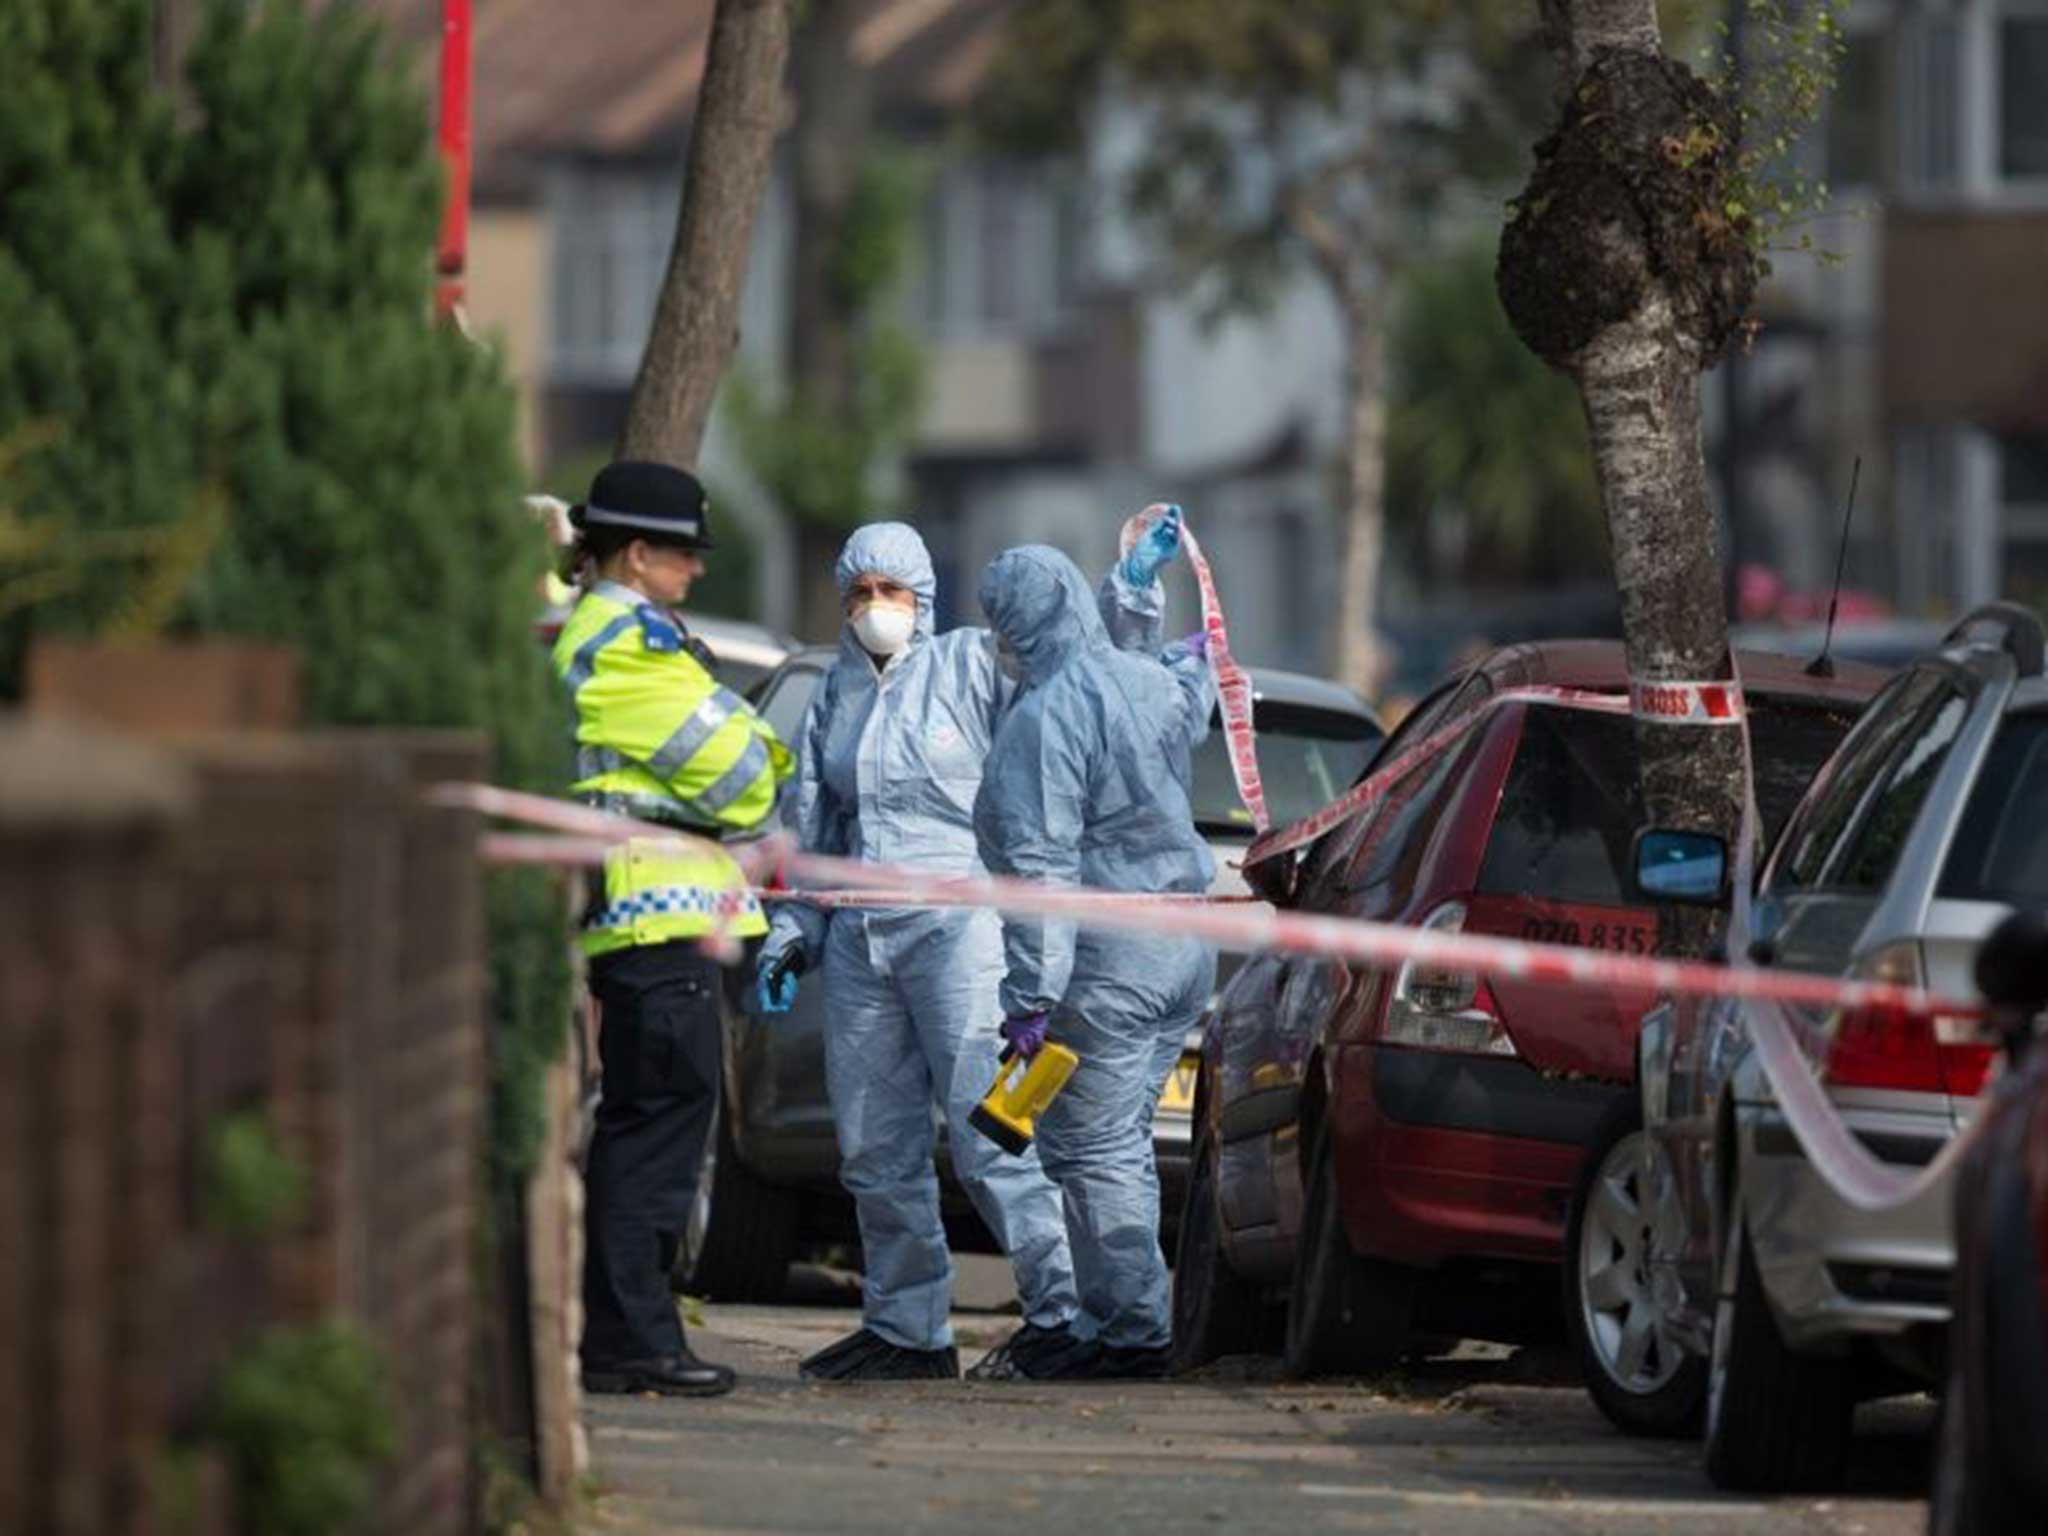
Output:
top-left (1937, 713), bottom-right (2048, 906)
top-left (1748, 698), bottom-right (1868, 842)
top-left (1477, 696), bottom-right (1869, 907)
top-left (1478, 706), bottom-right (1644, 905)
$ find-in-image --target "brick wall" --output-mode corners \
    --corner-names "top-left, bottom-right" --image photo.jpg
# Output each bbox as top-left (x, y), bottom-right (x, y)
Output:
top-left (0, 721), bottom-right (493, 1536)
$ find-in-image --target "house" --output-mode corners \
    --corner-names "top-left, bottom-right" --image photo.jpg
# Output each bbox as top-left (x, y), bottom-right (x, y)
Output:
top-left (1728, 0), bottom-right (2048, 619)
top-left (370, 0), bottom-right (1351, 666)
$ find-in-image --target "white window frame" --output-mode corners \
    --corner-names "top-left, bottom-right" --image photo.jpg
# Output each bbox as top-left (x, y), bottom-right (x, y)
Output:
top-left (921, 158), bottom-right (1087, 345)
top-left (2001, 436), bottom-right (2048, 600)
top-left (546, 165), bottom-right (682, 386)
top-left (1899, 0), bottom-right (2048, 207)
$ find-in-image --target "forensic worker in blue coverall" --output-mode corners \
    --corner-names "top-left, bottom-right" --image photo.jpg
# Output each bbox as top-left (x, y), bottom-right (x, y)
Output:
top-left (755, 518), bottom-right (1185, 1382)
top-left (972, 537), bottom-right (1218, 1381)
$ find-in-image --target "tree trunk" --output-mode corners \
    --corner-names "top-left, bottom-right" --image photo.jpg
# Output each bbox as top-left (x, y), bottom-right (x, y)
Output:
top-left (786, 0), bottom-right (874, 640)
top-left (1497, 0), bottom-right (1761, 956)
top-left (1580, 292), bottom-right (1747, 900)
top-left (618, 0), bottom-right (792, 467)
top-left (788, 0), bottom-right (871, 412)
top-left (1335, 293), bottom-right (1390, 698)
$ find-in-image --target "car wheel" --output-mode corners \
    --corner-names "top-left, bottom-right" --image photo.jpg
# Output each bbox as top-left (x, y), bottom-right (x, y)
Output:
top-left (1702, 1201), bottom-right (1852, 1491)
top-left (1171, 1110), bottom-right (1272, 1372)
top-left (1283, 1114), bottom-right (1413, 1378)
top-left (1564, 1095), bottom-right (1706, 1437)
top-left (674, 1103), bottom-right (799, 1303)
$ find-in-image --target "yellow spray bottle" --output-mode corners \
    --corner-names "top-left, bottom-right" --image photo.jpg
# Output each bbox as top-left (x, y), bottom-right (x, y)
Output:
top-left (969, 1044), bottom-right (1079, 1155)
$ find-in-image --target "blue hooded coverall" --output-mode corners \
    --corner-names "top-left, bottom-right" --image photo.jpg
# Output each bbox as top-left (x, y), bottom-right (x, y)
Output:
top-left (760, 523), bottom-right (1083, 1353)
top-left (973, 545), bottom-right (1220, 1352)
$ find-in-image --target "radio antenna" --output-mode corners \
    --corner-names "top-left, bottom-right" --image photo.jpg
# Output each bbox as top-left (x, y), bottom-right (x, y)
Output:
top-left (1807, 456), bottom-right (1861, 680)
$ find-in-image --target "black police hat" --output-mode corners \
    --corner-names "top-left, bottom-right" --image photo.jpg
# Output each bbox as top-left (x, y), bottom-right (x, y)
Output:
top-left (576, 460), bottom-right (716, 550)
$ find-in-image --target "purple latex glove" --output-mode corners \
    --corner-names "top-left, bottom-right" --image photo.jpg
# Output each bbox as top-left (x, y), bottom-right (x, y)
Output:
top-left (1179, 629), bottom-right (1211, 661)
top-left (1000, 1012), bottom-right (1050, 1060)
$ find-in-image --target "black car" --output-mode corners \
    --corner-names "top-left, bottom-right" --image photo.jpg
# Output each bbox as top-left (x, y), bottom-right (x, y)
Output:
top-left (680, 647), bottom-right (1383, 1301)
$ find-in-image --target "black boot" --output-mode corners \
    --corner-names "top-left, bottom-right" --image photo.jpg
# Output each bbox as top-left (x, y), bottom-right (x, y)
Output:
top-left (584, 1340), bottom-right (737, 1397)
top-left (966, 1323), bottom-right (1089, 1381)
top-left (799, 1327), bottom-right (959, 1382)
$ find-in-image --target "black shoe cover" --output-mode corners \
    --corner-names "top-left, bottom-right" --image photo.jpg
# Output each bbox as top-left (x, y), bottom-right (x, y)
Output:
top-left (1019, 1337), bottom-right (1173, 1381)
top-left (799, 1327), bottom-right (959, 1382)
top-left (1089, 1344), bottom-right (1173, 1380)
top-left (966, 1323), bottom-right (1086, 1381)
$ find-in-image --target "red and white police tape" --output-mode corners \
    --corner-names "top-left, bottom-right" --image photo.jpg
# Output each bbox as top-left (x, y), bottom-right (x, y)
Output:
top-left (1122, 504), bottom-right (1270, 834)
top-left (1629, 678), bottom-right (1746, 725)
top-left (431, 783), bottom-right (1972, 1028)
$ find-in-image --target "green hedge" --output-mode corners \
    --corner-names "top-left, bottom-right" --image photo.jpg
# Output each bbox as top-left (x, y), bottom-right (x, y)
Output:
top-left (0, 0), bottom-right (569, 1177)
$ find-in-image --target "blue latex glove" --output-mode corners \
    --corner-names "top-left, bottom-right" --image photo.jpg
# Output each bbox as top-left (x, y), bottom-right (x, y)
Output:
top-left (1121, 505), bottom-right (1183, 588)
top-left (1000, 1012), bottom-right (1050, 1060)
top-left (757, 945), bottom-right (805, 1013)
top-left (1179, 629), bottom-right (1210, 661)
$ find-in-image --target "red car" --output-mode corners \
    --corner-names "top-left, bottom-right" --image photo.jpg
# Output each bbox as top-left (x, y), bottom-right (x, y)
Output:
top-left (1172, 641), bottom-right (1886, 1375)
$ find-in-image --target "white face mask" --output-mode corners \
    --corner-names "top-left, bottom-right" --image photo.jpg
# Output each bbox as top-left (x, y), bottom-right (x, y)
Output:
top-left (850, 602), bottom-right (916, 657)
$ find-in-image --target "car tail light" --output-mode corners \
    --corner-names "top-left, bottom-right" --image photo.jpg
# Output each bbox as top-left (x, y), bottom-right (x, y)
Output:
top-left (1382, 902), bottom-right (1517, 1057)
top-left (1823, 941), bottom-right (1995, 1097)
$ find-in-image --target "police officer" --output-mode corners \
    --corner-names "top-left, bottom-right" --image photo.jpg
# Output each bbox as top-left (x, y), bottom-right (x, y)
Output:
top-left (552, 460), bottom-right (793, 1397)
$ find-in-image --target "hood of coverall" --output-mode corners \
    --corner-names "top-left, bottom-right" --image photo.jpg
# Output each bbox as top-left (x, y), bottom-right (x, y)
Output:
top-left (836, 522), bottom-right (937, 647)
top-left (977, 545), bottom-right (1108, 687)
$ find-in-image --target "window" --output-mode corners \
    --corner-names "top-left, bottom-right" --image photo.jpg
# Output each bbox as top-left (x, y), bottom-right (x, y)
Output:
top-left (1902, 13), bottom-right (1961, 189)
top-left (1770, 673), bottom-right (1933, 891)
top-left (1829, 689), bottom-right (1968, 889)
top-left (550, 169), bottom-right (679, 383)
top-left (1192, 701), bottom-right (1382, 834)
top-left (1748, 699), bottom-right (1868, 844)
top-left (756, 666), bottom-right (823, 746)
top-left (1938, 714), bottom-right (2048, 905)
top-left (1346, 737), bottom-right (1467, 893)
top-left (922, 161), bottom-right (1086, 342)
top-left (2003, 434), bottom-right (2048, 609)
top-left (2001, 17), bottom-right (2048, 179)
top-left (1770, 672), bottom-right (1966, 893)
top-left (1826, 31), bottom-right (1888, 188)
top-left (1478, 707), bottom-right (1645, 906)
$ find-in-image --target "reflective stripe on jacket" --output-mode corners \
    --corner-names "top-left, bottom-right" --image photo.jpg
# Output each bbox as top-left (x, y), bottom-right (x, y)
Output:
top-left (552, 580), bottom-right (793, 954)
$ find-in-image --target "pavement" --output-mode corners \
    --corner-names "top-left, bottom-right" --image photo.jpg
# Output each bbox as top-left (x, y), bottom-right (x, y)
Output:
top-left (581, 1259), bottom-right (1933, 1535)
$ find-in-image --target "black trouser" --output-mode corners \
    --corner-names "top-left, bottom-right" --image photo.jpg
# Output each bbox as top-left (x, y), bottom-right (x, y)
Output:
top-left (581, 940), bottom-right (722, 1370)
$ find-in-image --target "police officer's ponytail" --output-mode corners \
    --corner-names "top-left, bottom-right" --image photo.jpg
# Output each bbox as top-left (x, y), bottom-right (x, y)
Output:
top-left (562, 501), bottom-right (637, 585)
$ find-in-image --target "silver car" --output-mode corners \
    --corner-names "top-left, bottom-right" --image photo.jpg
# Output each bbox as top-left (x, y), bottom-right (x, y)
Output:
top-left (1608, 602), bottom-right (2047, 1491)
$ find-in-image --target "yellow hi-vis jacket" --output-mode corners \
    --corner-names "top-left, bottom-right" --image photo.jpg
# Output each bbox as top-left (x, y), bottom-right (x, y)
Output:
top-left (552, 579), bottom-right (794, 956)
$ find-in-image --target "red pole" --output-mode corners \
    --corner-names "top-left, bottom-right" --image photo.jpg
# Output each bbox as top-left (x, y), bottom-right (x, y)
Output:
top-left (434, 0), bottom-right (472, 321)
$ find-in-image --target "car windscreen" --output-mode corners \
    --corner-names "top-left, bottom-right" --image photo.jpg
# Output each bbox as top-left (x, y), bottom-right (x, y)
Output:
top-left (1937, 713), bottom-right (2048, 906)
top-left (1475, 697), bottom-right (1863, 905)
top-left (1192, 701), bottom-right (1382, 834)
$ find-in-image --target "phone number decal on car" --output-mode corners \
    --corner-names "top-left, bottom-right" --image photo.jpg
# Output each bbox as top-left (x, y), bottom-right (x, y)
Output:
top-left (1517, 917), bottom-right (1654, 953)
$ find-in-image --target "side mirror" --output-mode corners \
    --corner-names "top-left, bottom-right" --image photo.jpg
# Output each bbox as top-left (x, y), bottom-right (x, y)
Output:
top-left (1631, 828), bottom-right (1730, 907)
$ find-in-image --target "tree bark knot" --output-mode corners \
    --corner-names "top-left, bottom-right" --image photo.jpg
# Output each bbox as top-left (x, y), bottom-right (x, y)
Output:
top-left (1496, 47), bottom-right (1759, 373)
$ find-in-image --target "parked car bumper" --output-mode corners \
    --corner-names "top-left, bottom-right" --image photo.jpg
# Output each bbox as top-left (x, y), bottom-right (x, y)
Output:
top-left (1738, 1103), bottom-right (1957, 1357)
top-left (1330, 1043), bottom-right (1624, 1268)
